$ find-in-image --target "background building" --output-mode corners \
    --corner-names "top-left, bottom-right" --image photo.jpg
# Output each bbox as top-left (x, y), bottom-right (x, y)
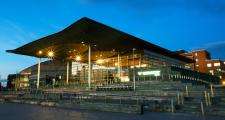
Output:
top-left (178, 49), bottom-right (225, 84)
top-left (206, 59), bottom-right (225, 80)
top-left (7, 74), bottom-right (29, 90)
top-left (20, 60), bottom-right (66, 88)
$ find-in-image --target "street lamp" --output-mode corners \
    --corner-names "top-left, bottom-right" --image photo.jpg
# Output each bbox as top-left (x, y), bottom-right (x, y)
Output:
top-left (36, 50), bottom-right (43, 89)
top-left (81, 41), bottom-right (92, 90)
top-left (133, 48), bottom-right (136, 91)
top-left (222, 80), bottom-right (225, 86)
top-left (96, 59), bottom-right (104, 64)
top-left (47, 51), bottom-right (54, 58)
top-left (38, 50), bottom-right (43, 55)
top-left (75, 55), bottom-right (81, 61)
top-left (88, 44), bottom-right (91, 90)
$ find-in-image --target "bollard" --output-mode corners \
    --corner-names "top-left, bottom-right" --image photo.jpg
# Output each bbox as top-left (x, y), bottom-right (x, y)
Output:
top-left (171, 99), bottom-right (174, 113)
top-left (105, 95), bottom-right (107, 104)
top-left (185, 85), bottom-right (189, 97)
top-left (140, 104), bottom-right (144, 115)
top-left (200, 101), bottom-right (205, 116)
top-left (181, 92), bottom-right (184, 105)
top-left (136, 97), bottom-right (139, 106)
top-left (70, 95), bottom-right (72, 104)
top-left (207, 93), bottom-right (211, 106)
top-left (120, 96), bottom-right (122, 104)
top-left (204, 91), bottom-right (208, 106)
top-left (210, 84), bottom-right (214, 97)
top-left (177, 92), bottom-right (180, 105)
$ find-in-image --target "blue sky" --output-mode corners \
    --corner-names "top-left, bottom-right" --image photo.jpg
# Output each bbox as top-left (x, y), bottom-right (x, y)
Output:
top-left (0, 0), bottom-right (225, 78)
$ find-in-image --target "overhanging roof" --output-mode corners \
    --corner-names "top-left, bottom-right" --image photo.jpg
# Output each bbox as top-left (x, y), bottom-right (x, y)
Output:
top-left (6, 17), bottom-right (193, 63)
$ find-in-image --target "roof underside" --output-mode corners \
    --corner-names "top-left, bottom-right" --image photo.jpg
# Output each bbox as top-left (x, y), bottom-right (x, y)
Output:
top-left (6, 17), bottom-right (193, 63)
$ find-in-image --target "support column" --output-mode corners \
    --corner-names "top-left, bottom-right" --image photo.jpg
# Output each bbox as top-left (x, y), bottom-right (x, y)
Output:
top-left (66, 61), bottom-right (69, 84)
top-left (88, 44), bottom-right (91, 90)
top-left (117, 54), bottom-right (121, 79)
top-left (185, 85), bottom-right (189, 97)
top-left (37, 58), bottom-right (41, 89)
top-left (106, 59), bottom-right (109, 85)
top-left (133, 48), bottom-right (136, 91)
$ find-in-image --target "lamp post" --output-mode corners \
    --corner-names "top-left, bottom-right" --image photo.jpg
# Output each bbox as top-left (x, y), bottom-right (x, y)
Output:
top-left (133, 48), bottom-right (136, 91)
top-left (117, 53), bottom-right (121, 79)
top-left (36, 50), bottom-right (43, 89)
top-left (37, 58), bottom-right (41, 89)
top-left (81, 41), bottom-right (92, 90)
top-left (66, 61), bottom-right (69, 84)
top-left (88, 44), bottom-right (91, 90)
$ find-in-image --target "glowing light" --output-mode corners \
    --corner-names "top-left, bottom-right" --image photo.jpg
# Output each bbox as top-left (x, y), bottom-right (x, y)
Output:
top-left (38, 50), bottom-right (43, 55)
top-left (140, 64), bottom-right (147, 67)
top-left (75, 56), bottom-right (81, 61)
top-left (120, 76), bottom-right (130, 82)
top-left (47, 51), bottom-right (54, 58)
top-left (105, 59), bottom-right (109, 62)
top-left (138, 70), bottom-right (161, 76)
top-left (136, 64), bottom-right (147, 68)
top-left (222, 81), bottom-right (225, 86)
top-left (96, 59), bottom-right (104, 64)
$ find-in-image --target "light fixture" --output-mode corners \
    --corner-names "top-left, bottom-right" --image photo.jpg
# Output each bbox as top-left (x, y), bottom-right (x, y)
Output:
top-left (38, 50), bottom-right (43, 55)
top-left (222, 81), bottom-right (225, 86)
top-left (47, 51), bottom-right (54, 58)
top-left (75, 55), bottom-right (81, 61)
top-left (96, 59), bottom-right (104, 64)
top-left (138, 70), bottom-right (161, 76)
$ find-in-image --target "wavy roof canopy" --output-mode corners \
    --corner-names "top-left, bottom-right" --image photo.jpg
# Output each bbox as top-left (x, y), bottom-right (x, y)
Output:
top-left (6, 17), bottom-right (192, 63)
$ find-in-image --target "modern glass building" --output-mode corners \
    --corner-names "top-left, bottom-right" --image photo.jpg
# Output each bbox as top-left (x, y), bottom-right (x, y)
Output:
top-left (7, 17), bottom-right (219, 89)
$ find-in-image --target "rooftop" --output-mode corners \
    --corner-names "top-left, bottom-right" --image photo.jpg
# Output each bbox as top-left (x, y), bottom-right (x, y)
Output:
top-left (7, 17), bottom-right (192, 63)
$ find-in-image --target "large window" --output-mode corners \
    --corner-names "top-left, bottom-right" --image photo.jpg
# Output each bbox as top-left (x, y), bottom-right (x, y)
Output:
top-left (209, 70), bottom-right (214, 75)
top-left (195, 53), bottom-right (198, 56)
top-left (214, 62), bottom-right (220, 67)
top-left (207, 63), bottom-right (212, 67)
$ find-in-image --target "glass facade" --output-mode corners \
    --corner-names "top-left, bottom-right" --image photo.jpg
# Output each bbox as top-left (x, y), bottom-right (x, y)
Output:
top-left (26, 49), bottom-right (220, 88)
top-left (68, 50), bottom-right (187, 87)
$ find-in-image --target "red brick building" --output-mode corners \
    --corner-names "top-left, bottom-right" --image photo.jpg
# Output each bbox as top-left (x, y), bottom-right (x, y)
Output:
top-left (206, 59), bottom-right (225, 79)
top-left (177, 49), bottom-right (225, 84)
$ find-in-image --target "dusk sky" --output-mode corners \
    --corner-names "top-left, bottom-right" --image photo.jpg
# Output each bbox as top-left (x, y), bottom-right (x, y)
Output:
top-left (0, 0), bottom-right (225, 78)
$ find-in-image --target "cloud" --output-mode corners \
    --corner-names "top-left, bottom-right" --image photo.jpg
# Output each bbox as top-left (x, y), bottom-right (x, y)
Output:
top-left (193, 41), bottom-right (225, 60)
top-left (0, 19), bottom-right (38, 50)
top-left (203, 41), bottom-right (225, 49)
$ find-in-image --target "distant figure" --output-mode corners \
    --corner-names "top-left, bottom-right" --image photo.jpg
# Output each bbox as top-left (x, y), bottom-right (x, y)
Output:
top-left (6, 79), bottom-right (13, 90)
top-left (108, 73), bottom-right (114, 84)
top-left (45, 75), bottom-right (51, 85)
